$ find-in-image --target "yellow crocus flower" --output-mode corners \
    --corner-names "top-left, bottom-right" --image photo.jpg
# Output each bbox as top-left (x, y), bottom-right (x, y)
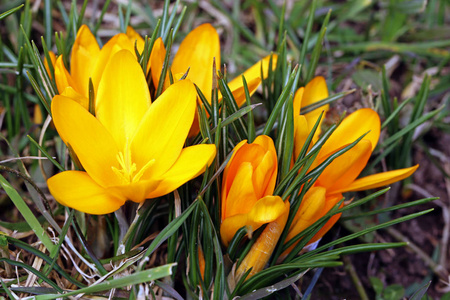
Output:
top-left (47, 50), bottom-right (216, 214)
top-left (53, 25), bottom-right (160, 110)
top-left (154, 23), bottom-right (277, 136)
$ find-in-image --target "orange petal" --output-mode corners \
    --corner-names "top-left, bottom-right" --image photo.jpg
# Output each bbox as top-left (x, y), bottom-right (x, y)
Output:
top-left (287, 187), bottom-right (326, 242)
top-left (317, 140), bottom-right (372, 192)
top-left (223, 162), bottom-right (258, 219)
top-left (293, 87), bottom-right (304, 116)
top-left (51, 95), bottom-right (121, 187)
top-left (44, 51), bottom-right (56, 80)
top-left (48, 171), bottom-right (125, 214)
top-left (130, 80), bottom-right (196, 177)
top-left (225, 77), bottom-right (261, 108)
top-left (95, 50), bottom-right (151, 149)
top-left (320, 108), bottom-right (380, 159)
top-left (309, 193), bottom-right (343, 244)
top-left (227, 54), bottom-right (277, 107)
top-left (71, 25), bottom-right (100, 98)
top-left (149, 37), bottom-right (170, 89)
top-left (172, 23), bottom-right (220, 103)
top-left (293, 115), bottom-right (309, 160)
top-left (146, 144), bottom-right (216, 198)
top-left (333, 164), bottom-right (419, 194)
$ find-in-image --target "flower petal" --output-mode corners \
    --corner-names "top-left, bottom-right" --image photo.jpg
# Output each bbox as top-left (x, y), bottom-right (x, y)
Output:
top-left (302, 76), bottom-right (329, 119)
top-left (54, 56), bottom-right (79, 95)
top-left (149, 37), bottom-right (168, 87)
top-left (225, 77), bottom-right (261, 108)
top-left (51, 95), bottom-right (121, 187)
top-left (146, 144), bottom-right (216, 198)
top-left (110, 177), bottom-right (162, 203)
top-left (317, 140), bottom-right (372, 192)
top-left (126, 26), bottom-right (145, 54)
top-left (320, 108), bottom-right (380, 159)
top-left (91, 33), bottom-right (135, 91)
top-left (227, 54), bottom-right (277, 107)
top-left (234, 199), bottom-right (289, 279)
top-left (293, 87), bottom-right (304, 116)
top-left (48, 171), bottom-right (125, 214)
top-left (131, 80), bottom-right (196, 176)
top-left (60, 86), bottom-right (89, 110)
top-left (71, 25), bottom-right (100, 98)
top-left (44, 51), bottom-right (56, 80)
top-left (287, 187), bottom-right (326, 242)
top-left (293, 115), bottom-right (309, 160)
top-left (223, 162), bottom-right (258, 219)
top-left (172, 23), bottom-right (220, 103)
top-left (309, 193), bottom-right (343, 243)
top-left (220, 195), bottom-right (288, 246)
top-left (333, 164), bottom-right (419, 194)
top-left (95, 50), bottom-right (151, 149)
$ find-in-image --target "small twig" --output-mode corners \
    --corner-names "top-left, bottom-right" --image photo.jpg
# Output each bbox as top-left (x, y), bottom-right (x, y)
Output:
top-left (343, 255), bottom-right (369, 300)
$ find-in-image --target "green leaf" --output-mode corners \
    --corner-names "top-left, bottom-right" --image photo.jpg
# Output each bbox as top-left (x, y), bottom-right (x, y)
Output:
top-left (0, 4), bottom-right (23, 20)
top-left (34, 264), bottom-right (176, 299)
top-left (0, 174), bottom-right (56, 254)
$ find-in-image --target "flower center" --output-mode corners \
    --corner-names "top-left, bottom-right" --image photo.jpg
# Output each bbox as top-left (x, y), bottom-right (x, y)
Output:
top-left (111, 143), bottom-right (154, 184)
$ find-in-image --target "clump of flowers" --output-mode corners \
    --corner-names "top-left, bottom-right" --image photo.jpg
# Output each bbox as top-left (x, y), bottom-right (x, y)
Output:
top-left (2, 2), bottom-right (435, 298)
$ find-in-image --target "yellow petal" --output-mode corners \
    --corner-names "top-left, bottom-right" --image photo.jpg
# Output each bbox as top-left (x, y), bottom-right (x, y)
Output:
top-left (146, 144), bottom-right (216, 198)
top-left (172, 23), bottom-right (220, 103)
top-left (220, 195), bottom-right (288, 246)
top-left (47, 171), bottom-right (125, 214)
top-left (227, 54), bottom-right (277, 107)
top-left (91, 33), bottom-right (135, 91)
top-left (287, 187), bottom-right (326, 242)
top-left (71, 24), bottom-right (100, 98)
top-left (130, 80), bottom-right (196, 177)
top-left (95, 50), bottom-right (151, 148)
top-left (60, 86), bottom-right (89, 110)
top-left (126, 26), bottom-right (145, 54)
top-left (247, 195), bottom-right (288, 225)
top-left (220, 213), bottom-right (249, 246)
top-left (332, 164), bottom-right (419, 194)
top-left (320, 108), bottom-right (380, 159)
top-left (317, 140), bottom-right (372, 192)
top-left (54, 55), bottom-right (79, 94)
top-left (110, 177), bottom-right (161, 203)
top-left (51, 95), bottom-right (121, 187)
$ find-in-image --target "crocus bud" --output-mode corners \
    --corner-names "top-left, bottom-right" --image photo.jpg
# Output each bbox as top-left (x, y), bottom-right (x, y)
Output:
top-left (220, 135), bottom-right (285, 246)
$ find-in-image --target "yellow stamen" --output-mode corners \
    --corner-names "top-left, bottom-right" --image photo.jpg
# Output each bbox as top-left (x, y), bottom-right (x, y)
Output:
top-left (112, 143), bottom-right (155, 184)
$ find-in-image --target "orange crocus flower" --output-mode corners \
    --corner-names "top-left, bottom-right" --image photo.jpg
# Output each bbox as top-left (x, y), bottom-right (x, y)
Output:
top-left (287, 107), bottom-right (418, 250)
